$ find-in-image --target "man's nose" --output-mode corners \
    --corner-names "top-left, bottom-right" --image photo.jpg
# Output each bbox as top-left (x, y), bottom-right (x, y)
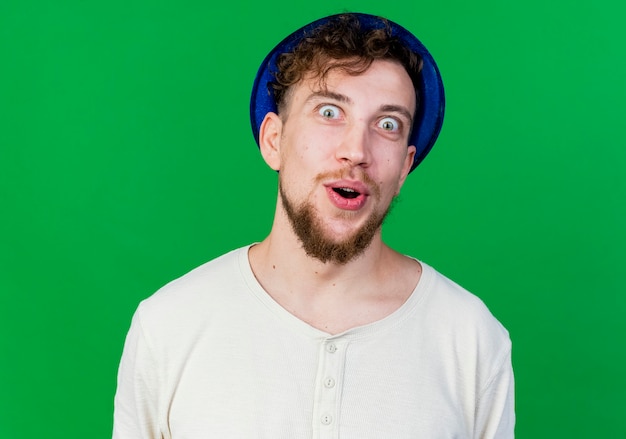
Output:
top-left (334, 123), bottom-right (372, 167)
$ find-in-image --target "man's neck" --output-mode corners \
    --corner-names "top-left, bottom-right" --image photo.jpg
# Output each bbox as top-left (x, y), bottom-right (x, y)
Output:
top-left (248, 224), bottom-right (421, 334)
top-left (251, 230), bottom-right (384, 288)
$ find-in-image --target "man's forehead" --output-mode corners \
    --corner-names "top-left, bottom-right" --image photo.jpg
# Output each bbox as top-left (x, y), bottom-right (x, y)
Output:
top-left (298, 61), bottom-right (416, 106)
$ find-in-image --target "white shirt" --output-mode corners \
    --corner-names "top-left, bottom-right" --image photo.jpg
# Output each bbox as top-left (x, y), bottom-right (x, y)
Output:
top-left (113, 246), bottom-right (514, 438)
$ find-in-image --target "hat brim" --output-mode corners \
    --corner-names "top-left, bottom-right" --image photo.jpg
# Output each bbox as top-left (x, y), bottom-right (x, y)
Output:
top-left (250, 12), bottom-right (445, 172)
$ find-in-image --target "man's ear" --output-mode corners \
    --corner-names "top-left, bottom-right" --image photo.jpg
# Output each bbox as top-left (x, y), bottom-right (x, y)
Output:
top-left (259, 112), bottom-right (282, 171)
top-left (396, 145), bottom-right (416, 194)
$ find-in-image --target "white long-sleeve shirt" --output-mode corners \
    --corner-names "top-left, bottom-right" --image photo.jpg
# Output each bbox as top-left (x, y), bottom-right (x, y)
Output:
top-left (113, 246), bottom-right (514, 438)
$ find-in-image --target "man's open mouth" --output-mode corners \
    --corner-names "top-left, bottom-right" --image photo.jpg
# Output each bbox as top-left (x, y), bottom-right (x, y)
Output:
top-left (333, 187), bottom-right (361, 199)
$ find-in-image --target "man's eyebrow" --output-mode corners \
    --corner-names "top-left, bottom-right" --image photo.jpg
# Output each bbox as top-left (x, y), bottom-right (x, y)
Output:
top-left (306, 90), bottom-right (353, 104)
top-left (380, 104), bottom-right (414, 126)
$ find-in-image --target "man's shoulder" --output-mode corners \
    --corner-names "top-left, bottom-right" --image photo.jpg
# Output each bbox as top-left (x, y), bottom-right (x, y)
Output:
top-left (136, 245), bottom-right (251, 319)
top-left (418, 262), bottom-right (510, 343)
top-left (121, 245), bottom-right (256, 361)
top-left (421, 264), bottom-right (492, 310)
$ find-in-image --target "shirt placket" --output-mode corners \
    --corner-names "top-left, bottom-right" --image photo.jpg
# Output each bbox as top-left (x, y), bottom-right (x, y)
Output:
top-left (312, 338), bottom-right (348, 439)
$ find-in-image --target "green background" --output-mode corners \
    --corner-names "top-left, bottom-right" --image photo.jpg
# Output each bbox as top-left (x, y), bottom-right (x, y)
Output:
top-left (1, 0), bottom-right (624, 437)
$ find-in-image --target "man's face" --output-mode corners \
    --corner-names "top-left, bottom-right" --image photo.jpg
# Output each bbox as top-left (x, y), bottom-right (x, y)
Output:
top-left (268, 59), bottom-right (417, 264)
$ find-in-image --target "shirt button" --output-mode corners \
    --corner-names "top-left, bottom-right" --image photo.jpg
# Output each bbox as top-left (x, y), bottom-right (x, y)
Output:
top-left (324, 377), bottom-right (336, 388)
top-left (326, 343), bottom-right (337, 353)
top-left (321, 414), bottom-right (333, 425)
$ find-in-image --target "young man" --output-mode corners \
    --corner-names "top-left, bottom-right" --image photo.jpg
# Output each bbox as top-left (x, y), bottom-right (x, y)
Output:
top-left (113, 13), bottom-right (514, 438)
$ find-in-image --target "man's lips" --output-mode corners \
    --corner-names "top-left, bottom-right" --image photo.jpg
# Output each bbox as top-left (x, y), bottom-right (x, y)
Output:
top-left (324, 180), bottom-right (370, 210)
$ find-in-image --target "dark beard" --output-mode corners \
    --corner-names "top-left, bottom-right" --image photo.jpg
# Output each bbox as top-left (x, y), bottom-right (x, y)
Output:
top-left (279, 181), bottom-right (393, 265)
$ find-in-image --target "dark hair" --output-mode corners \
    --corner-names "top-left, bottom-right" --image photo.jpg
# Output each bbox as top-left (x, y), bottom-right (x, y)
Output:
top-left (271, 13), bottom-right (424, 113)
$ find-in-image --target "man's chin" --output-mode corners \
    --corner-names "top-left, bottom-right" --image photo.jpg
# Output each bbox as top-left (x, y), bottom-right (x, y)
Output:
top-left (296, 218), bottom-right (383, 265)
top-left (280, 183), bottom-right (389, 265)
top-left (299, 238), bottom-right (370, 265)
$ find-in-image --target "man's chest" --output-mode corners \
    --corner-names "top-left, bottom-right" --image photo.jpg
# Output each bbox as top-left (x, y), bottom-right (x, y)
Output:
top-left (162, 336), bottom-right (471, 439)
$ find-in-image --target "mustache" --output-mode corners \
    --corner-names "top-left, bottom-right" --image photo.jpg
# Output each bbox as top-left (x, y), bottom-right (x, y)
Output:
top-left (313, 168), bottom-right (381, 199)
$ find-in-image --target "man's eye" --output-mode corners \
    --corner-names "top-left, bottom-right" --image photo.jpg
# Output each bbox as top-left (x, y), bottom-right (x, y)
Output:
top-left (319, 105), bottom-right (340, 119)
top-left (379, 117), bottom-right (400, 132)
